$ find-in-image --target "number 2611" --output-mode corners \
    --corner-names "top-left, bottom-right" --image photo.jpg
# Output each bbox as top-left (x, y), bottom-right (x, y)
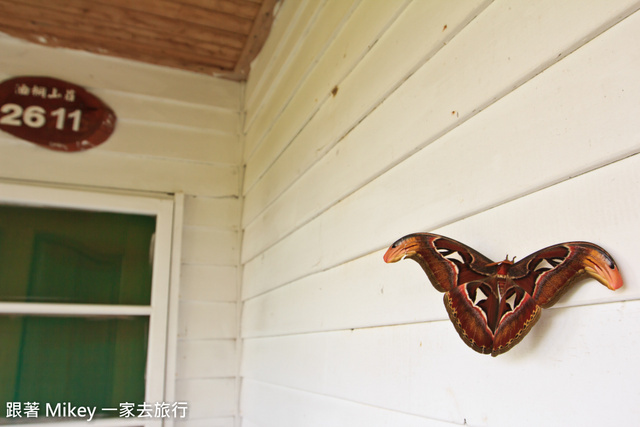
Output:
top-left (0, 103), bottom-right (82, 131)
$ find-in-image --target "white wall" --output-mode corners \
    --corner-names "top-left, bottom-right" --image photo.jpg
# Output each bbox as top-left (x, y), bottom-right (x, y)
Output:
top-left (0, 34), bottom-right (242, 427)
top-left (240, 0), bottom-right (640, 426)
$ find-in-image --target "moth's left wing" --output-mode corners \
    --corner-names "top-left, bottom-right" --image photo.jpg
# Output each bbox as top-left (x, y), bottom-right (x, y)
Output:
top-left (383, 233), bottom-right (495, 292)
top-left (509, 242), bottom-right (623, 308)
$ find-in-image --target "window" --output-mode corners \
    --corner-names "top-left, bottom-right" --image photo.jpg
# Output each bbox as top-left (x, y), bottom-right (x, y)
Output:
top-left (0, 183), bottom-right (176, 426)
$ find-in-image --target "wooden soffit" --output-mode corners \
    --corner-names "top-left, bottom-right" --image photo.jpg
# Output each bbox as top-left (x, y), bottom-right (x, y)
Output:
top-left (0, 0), bottom-right (280, 80)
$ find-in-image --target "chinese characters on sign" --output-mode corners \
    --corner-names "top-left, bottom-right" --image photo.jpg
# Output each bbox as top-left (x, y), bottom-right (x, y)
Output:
top-left (0, 76), bottom-right (116, 152)
top-left (14, 82), bottom-right (77, 102)
top-left (6, 401), bottom-right (188, 421)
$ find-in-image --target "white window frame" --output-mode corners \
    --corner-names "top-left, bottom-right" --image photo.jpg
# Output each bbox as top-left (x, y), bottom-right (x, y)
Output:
top-left (0, 182), bottom-right (181, 427)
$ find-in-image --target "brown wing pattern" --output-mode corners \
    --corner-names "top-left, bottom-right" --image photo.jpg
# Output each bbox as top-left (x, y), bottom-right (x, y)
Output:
top-left (384, 233), bottom-right (623, 356)
top-left (509, 242), bottom-right (623, 308)
top-left (383, 233), bottom-right (495, 292)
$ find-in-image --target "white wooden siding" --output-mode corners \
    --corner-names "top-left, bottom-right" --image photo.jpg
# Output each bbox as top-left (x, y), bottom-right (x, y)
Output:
top-left (0, 34), bottom-right (242, 427)
top-left (241, 0), bottom-right (640, 265)
top-left (240, 0), bottom-right (640, 426)
top-left (242, 0), bottom-right (412, 200)
top-left (243, 301), bottom-right (640, 426)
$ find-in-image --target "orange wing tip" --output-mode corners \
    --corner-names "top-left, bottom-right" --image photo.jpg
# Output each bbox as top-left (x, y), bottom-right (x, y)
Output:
top-left (383, 246), bottom-right (404, 263)
top-left (384, 236), bottom-right (422, 263)
top-left (584, 260), bottom-right (624, 291)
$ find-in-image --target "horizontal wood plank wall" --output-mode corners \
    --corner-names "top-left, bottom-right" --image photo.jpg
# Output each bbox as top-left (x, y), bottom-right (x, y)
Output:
top-left (178, 195), bottom-right (240, 425)
top-left (0, 35), bottom-right (242, 427)
top-left (240, 0), bottom-right (640, 426)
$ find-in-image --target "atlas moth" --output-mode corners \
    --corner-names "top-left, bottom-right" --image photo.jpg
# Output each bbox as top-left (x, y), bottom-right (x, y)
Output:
top-left (384, 233), bottom-right (623, 356)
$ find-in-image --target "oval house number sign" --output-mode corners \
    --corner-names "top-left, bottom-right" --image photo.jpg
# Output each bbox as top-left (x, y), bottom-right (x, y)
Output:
top-left (0, 76), bottom-right (116, 152)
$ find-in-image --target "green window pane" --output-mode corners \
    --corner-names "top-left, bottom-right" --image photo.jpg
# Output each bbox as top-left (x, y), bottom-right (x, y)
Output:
top-left (0, 205), bottom-right (155, 305)
top-left (0, 315), bottom-right (148, 421)
top-left (0, 204), bottom-right (157, 424)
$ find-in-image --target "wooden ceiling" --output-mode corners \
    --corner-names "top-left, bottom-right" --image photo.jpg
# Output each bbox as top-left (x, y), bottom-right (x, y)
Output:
top-left (0, 0), bottom-right (280, 80)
